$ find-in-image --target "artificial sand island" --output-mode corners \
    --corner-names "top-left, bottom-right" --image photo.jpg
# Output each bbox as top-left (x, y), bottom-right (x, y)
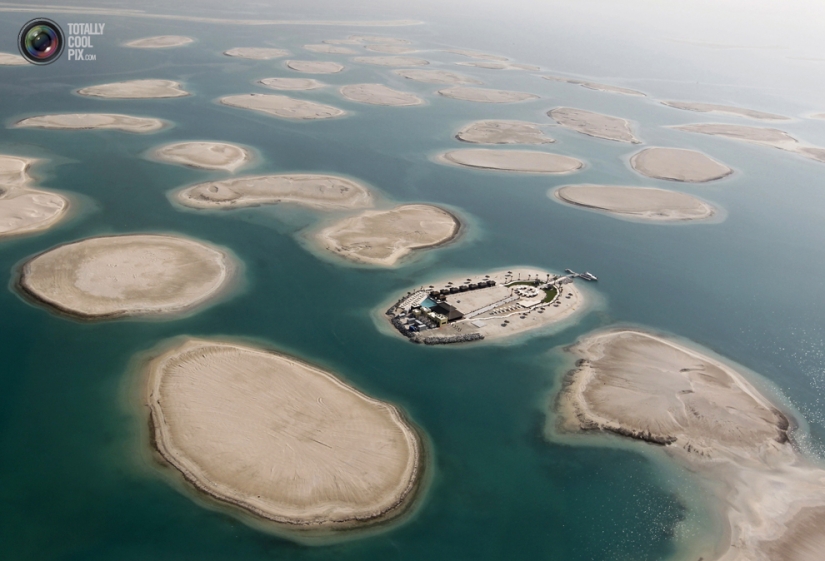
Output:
top-left (674, 123), bottom-right (825, 164)
top-left (174, 174), bottom-right (373, 210)
top-left (220, 94), bottom-right (346, 120)
top-left (18, 234), bottom-right (235, 319)
top-left (364, 44), bottom-right (418, 54)
top-left (339, 84), bottom-right (423, 106)
top-left (393, 69), bottom-right (481, 85)
top-left (348, 35), bottom-right (410, 45)
top-left (144, 337), bottom-right (422, 530)
top-left (153, 142), bottom-right (251, 171)
top-left (661, 101), bottom-right (787, 121)
top-left (542, 75), bottom-right (646, 96)
top-left (224, 47), bottom-right (289, 59)
top-left (553, 184), bottom-right (715, 222)
top-left (286, 60), bottom-right (343, 74)
top-left (549, 107), bottom-right (640, 143)
top-left (0, 52), bottom-right (28, 65)
top-left (313, 204), bottom-right (459, 267)
top-left (445, 49), bottom-right (508, 61)
top-left (456, 120), bottom-right (554, 144)
top-left (630, 147), bottom-right (733, 182)
top-left (438, 87), bottom-right (539, 103)
top-left (0, 155), bottom-right (69, 239)
top-left (258, 77), bottom-right (325, 91)
top-left (555, 328), bottom-right (825, 561)
top-left (77, 79), bottom-right (189, 99)
top-left (384, 267), bottom-right (588, 345)
top-left (15, 113), bottom-right (167, 133)
top-left (124, 36), bottom-right (194, 48)
top-left (456, 61), bottom-right (539, 71)
top-left (303, 43), bottom-right (357, 54)
top-left (352, 56), bottom-right (429, 67)
top-left (440, 149), bottom-right (583, 173)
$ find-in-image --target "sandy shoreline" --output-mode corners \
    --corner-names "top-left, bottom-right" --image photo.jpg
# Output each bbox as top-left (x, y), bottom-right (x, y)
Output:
top-left (440, 149), bottom-right (583, 173)
top-left (549, 107), bottom-right (640, 143)
top-left (393, 69), bottom-right (481, 85)
top-left (258, 77), bottom-right (325, 91)
top-left (0, 52), bottom-right (28, 65)
top-left (0, 155), bottom-right (69, 239)
top-left (219, 94), bottom-right (346, 120)
top-left (152, 142), bottom-right (252, 171)
top-left (77, 79), bottom-right (189, 99)
top-left (542, 75), bottom-right (645, 96)
top-left (15, 113), bottom-right (167, 133)
top-left (286, 60), bottom-right (343, 73)
top-left (553, 184), bottom-right (716, 222)
top-left (630, 147), bottom-right (733, 182)
top-left (456, 120), bottom-right (553, 144)
top-left (304, 43), bottom-right (357, 54)
top-left (674, 123), bottom-right (825, 164)
top-left (125, 36), bottom-right (193, 48)
top-left (438, 87), bottom-right (538, 103)
top-left (224, 47), bottom-right (289, 59)
top-left (339, 84), bottom-right (423, 106)
top-left (352, 56), bottom-right (428, 67)
top-left (661, 101), bottom-right (787, 120)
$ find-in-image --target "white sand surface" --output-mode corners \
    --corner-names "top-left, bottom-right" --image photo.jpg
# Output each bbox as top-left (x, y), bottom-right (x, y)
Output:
top-left (445, 49), bottom-right (508, 61)
top-left (393, 69), bottom-right (481, 84)
top-left (0, 155), bottom-right (69, 239)
top-left (439, 87), bottom-right (538, 103)
top-left (19, 234), bottom-right (234, 319)
top-left (352, 56), bottom-right (428, 67)
top-left (549, 107), bottom-right (640, 143)
top-left (286, 60), bottom-right (343, 73)
top-left (303, 43), bottom-right (357, 54)
top-left (175, 174), bottom-right (373, 210)
top-left (0, 52), bottom-right (28, 65)
top-left (124, 36), bottom-right (193, 48)
top-left (631, 147), bottom-right (733, 182)
top-left (553, 184), bottom-right (715, 222)
top-left (145, 338), bottom-right (422, 529)
top-left (675, 123), bottom-right (825, 164)
top-left (441, 149), bottom-right (582, 173)
top-left (364, 44), bottom-right (418, 54)
top-left (348, 35), bottom-right (410, 44)
top-left (258, 77), bottom-right (325, 91)
top-left (314, 204), bottom-right (459, 266)
top-left (324, 39), bottom-right (363, 45)
top-left (542, 75), bottom-right (645, 96)
top-left (224, 47), bottom-right (289, 59)
top-left (339, 84), bottom-right (423, 106)
top-left (457, 61), bottom-right (539, 71)
top-left (813, 114), bottom-right (825, 120)
top-left (661, 101), bottom-right (787, 120)
top-left (77, 79), bottom-right (189, 99)
top-left (456, 120), bottom-right (553, 144)
top-left (153, 142), bottom-right (251, 171)
top-left (15, 113), bottom-right (166, 133)
top-left (220, 94), bottom-right (345, 120)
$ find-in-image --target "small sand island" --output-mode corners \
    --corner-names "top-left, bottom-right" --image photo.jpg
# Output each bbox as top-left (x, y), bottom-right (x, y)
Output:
top-left (661, 101), bottom-right (787, 121)
top-left (440, 149), bottom-right (583, 173)
top-left (339, 84), bottom-right (423, 106)
top-left (348, 35), bottom-right (410, 45)
top-left (124, 36), bottom-right (194, 48)
top-left (224, 47), bottom-right (289, 60)
top-left (549, 107), bottom-right (640, 143)
top-left (630, 147), bottom-right (733, 182)
top-left (445, 49), bottom-right (508, 61)
top-left (0, 155), bottom-right (69, 239)
top-left (674, 123), bottom-right (825, 164)
top-left (0, 52), bottom-right (28, 65)
top-left (77, 79), bottom-right (189, 99)
top-left (15, 113), bottom-right (167, 133)
top-left (258, 77), bottom-right (325, 91)
top-left (393, 69), bottom-right (481, 85)
top-left (555, 328), bottom-right (825, 561)
top-left (352, 56), bottom-right (429, 67)
top-left (813, 114), bottom-right (825, 120)
top-left (174, 174), bottom-right (373, 210)
top-left (553, 184), bottom-right (715, 222)
top-left (364, 44), bottom-right (418, 54)
top-left (303, 43), bottom-right (357, 54)
top-left (153, 142), bottom-right (251, 172)
top-left (542, 75), bottom-right (645, 96)
top-left (456, 61), bottom-right (538, 70)
top-left (18, 234), bottom-right (235, 319)
top-left (219, 94), bottom-right (346, 120)
top-left (456, 120), bottom-right (554, 144)
top-left (384, 268), bottom-right (590, 345)
top-left (313, 204), bottom-right (459, 267)
top-left (144, 338), bottom-right (422, 530)
top-left (286, 60), bottom-right (343, 74)
top-left (438, 87), bottom-right (539, 103)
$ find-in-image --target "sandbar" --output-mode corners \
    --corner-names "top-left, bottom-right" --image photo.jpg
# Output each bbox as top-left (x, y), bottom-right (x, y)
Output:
top-left (456, 61), bottom-right (539, 71)
top-left (224, 47), bottom-right (289, 59)
top-left (313, 204), bottom-right (459, 267)
top-left (352, 56), bottom-right (428, 67)
top-left (153, 142), bottom-right (251, 172)
top-left (18, 234), bottom-right (234, 319)
top-left (77, 79), bottom-right (189, 99)
top-left (438, 87), bottom-right (538, 103)
top-left (0, 52), bottom-right (27, 65)
top-left (549, 107), bottom-right (640, 143)
top-left (543, 75), bottom-right (645, 96)
top-left (364, 44), bottom-right (418, 54)
top-left (630, 147), bottom-right (732, 182)
top-left (339, 84), bottom-right (423, 106)
top-left (445, 49), bottom-right (508, 61)
top-left (0, 155), bottom-right (69, 239)
top-left (258, 77), bottom-right (325, 91)
top-left (456, 120), bottom-right (554, 144)
top-left (124, 35), bottom-right (194, 48)
top-left (324, 39), bottom-right (363, 45)
top-left (144, 337), bottom-right (422, 529)
top-left (15, 113), bottom-right (167, 133)
top-left (440, 149), bottom-right (582, 173)
top-left (393, 69), bottom-right (481, 85)
top-left (286, 60), bottom-right (343, 73)
top-left (553, 184), bottom-right (715, 222)
top-left (303, 43), bottom-right (357, 54)
top-left (555, 328), bottom-right (825, 561)
top-left (661, 101), bottom-right (787, 120)
top-left (348, 35), bottom-right (410, 44)
top-left (674, 123), bottom-right (825, 164)
top-left (174, 174), bottom-right (373, 210)
top-left (219, 94), bottom-right (346, 120)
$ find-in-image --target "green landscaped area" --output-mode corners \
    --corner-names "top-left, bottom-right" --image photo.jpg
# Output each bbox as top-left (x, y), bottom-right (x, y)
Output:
top-left (506, 280), bottom-right (558, 303)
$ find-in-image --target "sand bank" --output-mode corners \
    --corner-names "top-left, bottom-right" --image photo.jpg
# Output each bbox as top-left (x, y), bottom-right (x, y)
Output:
top-left (438, 87), bottom-right (538, 103)
top-left (352, 56), bottom-right (428, 67)
top-left (661, 101), bottom-right (787, 120)
top-left (0, 155), bottom-right (68, 239)
top-left (339, 84), bottom-right (423, 106)
top-left (456, 61), bottom-right (539, 71)
top-left (445, 49), bottom-right (508, 61)
top-left (224, 47), bottom-right (289, 59)
top-left (0, 52), bottom-right (27, 65)
top-left (258, 77), bottom-right (325, 91)
top-left (456, 120), bottom-right (554, 144)
top-left (15, 113), bottom-right (166, 133)
top-left (393, 69), bottom-right (481, 85)
top-left (349, 35), bottom-right (410, 44)
top-left (542, 75), bottom-right (645, 96)
top-left (630, 147), bottom-right (732, 182)
top-left (220, 94), bottom-right (346, 120)
top-left (144, 338), bottom-right (422, 529)
top-left (303, 44), bottom-right (356, 54)
top-left (549, 107), bottom-right (640, 143)
top-left (153, 142), bottom-right (251, 172)
top-left (314, 204), bottom-right (459, 267)
top-left (441, 149), bottom-right (582, 173)
top-left (675, 123), bottom-right (825, 164)
top-left (324, 39), bottom-right (363, 45)
top-left (175, 174), bottom-right (373, 210)
top-left (286, 60), bottom-right (343, 73)
top-left (124, 36), bottom-right (193, 48)
top-left (553, 184), bottom-right (715, 222)
top-left (556, 328), bottom-right (825, 561)
top-left (18, 234), bottom-right (234, 319)
top-left (77, 79), bottom-right (189, 99)
top-left (364, 44), bottom-right (418, 54)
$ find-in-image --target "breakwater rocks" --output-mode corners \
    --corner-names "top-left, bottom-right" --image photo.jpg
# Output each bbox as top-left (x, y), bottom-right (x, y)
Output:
top-left (389, 316), bottom-right (484, 345)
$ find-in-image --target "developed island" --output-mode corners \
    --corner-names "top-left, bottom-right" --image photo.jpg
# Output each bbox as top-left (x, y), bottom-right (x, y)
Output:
top-left (174, 174), bottom-right (373, 210)
top-left (352, 56), bottom-right (429, 67)
top-left (219, 94), bottom-right (346, 120)
top-left (438, 87), bottom-right (539, 103)
top-left (674, 123), bottom-right (825, 164)
top-left (339, 84), bottom-right (423, 106)
top-left (15, 113), bottom-right (167, 133)
top-left (224, 47), bottom-right (289, 59)
top-left (304, 43), bottom-right (357, 54)
top-left (393, 69), bottom-right (481, 85)
top-left (553, 184), bottom-right (716, 222)
top-left (383, 268), bottom-right (591, 345)
top-left (661, 101), bottom-right (787, 121)
top-left (554, 328), bottom-right (825, 561)
top-left (77, 79), bottom-right (189, 99)
top-left (18, 234), bottom-right (236, 319)
top-left (440, 149), bottom-right (583, 173)
top-left (456, 120), bottom-right (553, 144)
top-left (124, 36), bottom-right (194, 48)
top-left (0, 155), bottom-right (69, 239)
top-left (549, 107), bottom-right (640, 143)
top-left (542, 75), bottom-right (646, 96)
top-left (152, 142), bottom-right (251, 171)
top-left (630, 147), bottom-right (733, 182)
top-left (286, 60), bottom-right (343, 73)
top-left (144, 338), bottom-right (422, 530)
top-left (313, 204), bottom-right (459, 267)
top-left (258, 77), bottom-right (325, 91)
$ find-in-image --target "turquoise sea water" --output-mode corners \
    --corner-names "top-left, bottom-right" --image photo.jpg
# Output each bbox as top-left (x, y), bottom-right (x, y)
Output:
top-left (2, 2), bottom-right (825, 559)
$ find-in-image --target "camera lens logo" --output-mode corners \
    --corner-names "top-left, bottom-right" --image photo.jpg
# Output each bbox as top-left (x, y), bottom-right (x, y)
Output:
top-left (18, 19), bottom-right (65, 65)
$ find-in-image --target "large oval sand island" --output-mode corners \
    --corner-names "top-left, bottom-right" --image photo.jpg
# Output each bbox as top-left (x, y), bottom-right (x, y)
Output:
top-left (153, 142), bottom-right (251, 171)
top-left (77, 79), bottom-right (189, 99)
top-left (286, 60), bottom-right (344, 74)
top-left (438, 87), bottom-right (538, 103)
top-left (144, 338), bottom-right (422, 531)
top-left (15, 113), bottom-right (167, 133)
top-left (18, 234), bottom-right (235, 319)
top-left (339, 84), bottom-right (423, 106)
top-left (258, 77), bottom-right (325, 91)
top-left (440, 149), bottom-right (583, 173)
top-left (630, 147), bottom-right (732, 182)
top-left (456, 120), bottom-right (554, 144)
top-left (549, 107), bottom-right (640, 143)
top-left (553, 184), bottom-right (716, 222)
top-left (224, 47), bottom-right (289, 60)
top-left (1, 155), bottom-right (69, 239)
top-left (220, 94), bottom-right (345, 120)
top-left (125, 36), bottom-right (194, 48)
top-left (393, 69), bottom-right (481, 85)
